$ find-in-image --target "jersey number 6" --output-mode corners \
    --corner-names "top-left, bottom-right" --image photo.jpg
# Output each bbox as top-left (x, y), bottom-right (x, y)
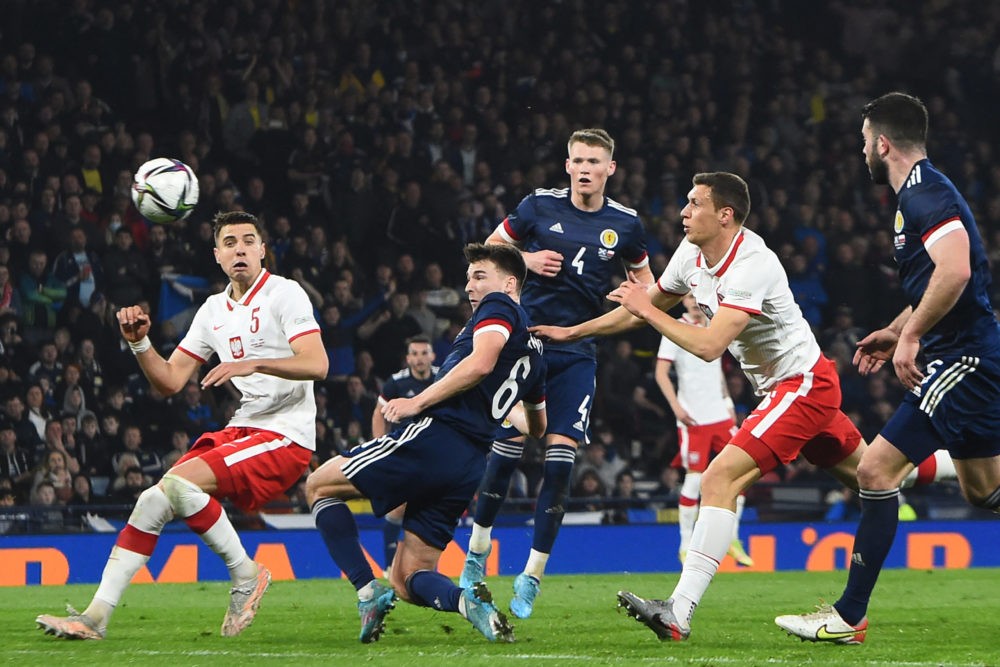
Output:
top-left (491, 355), bottom-right (532, 420)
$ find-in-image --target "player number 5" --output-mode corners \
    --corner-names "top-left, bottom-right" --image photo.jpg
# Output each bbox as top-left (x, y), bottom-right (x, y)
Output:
top-left (492, 355), bottom-right (532, 419)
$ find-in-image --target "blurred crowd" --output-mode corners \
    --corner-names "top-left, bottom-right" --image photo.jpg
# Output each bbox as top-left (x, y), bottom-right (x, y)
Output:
top-left (1, 0), bottom-right (998, 530)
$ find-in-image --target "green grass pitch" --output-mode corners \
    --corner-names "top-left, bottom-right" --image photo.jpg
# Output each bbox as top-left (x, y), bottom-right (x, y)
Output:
top-left (4, 569), bottom-right (999, 666)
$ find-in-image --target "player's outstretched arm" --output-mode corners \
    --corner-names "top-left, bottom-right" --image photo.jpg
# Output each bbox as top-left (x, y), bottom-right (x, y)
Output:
top-left (201, 330), bottom-right (328, 387)
top-left (382, 330), bottom-right (506, 423)
top-left (486, 229), bottom-right (564, 278)
top-left (118, 305), bottom-right (201, 396)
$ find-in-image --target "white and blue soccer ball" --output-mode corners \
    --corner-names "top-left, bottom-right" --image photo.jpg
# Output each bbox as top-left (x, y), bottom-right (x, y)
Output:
top-left (131, 157), bottom-right (199, 223)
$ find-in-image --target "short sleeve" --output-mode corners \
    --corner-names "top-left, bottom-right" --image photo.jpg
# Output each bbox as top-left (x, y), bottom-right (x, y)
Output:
top-left (495, 194), bottom-right (536, 243)
top-left (623, 217), bottom-right (650, 269)
top-left (657, 334), bottom-right (679, 361)
top-left (907, 184), bottom-right (964, 251)
top-left (275, 281), bottom-right (321, 343)
top-left (719, 253), bottom-right (779, 315)
top-left (177, 302), bottom-right (214, 363)
top-left (656, 243), bottom-right (691, 295)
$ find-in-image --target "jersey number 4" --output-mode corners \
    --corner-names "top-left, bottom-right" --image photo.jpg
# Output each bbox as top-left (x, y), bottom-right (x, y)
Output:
top-left (571, 247), bottom-right (586, 275)
top-left (491, 355), bottom-right (532, 420)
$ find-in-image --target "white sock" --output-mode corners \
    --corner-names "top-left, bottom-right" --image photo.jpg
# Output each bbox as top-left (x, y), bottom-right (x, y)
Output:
top-left (678, 472), bottom-right (701, 553)
top-left (901, 450), bottom-right (957, 488)
top-left (87, 485), bottom-right (174, 627)
top-left (469, 522), bottom-right (494, 554)
top-left (163, 474), bottom-right (255, 584)
top-left (671, 506), bottom-right (736, 627)
top-left (523, 548), bottom-right (549, 580)
top-left (358, 579), bottom-right (377, 601)
top-left (732, 494), bottom-right (746, 543)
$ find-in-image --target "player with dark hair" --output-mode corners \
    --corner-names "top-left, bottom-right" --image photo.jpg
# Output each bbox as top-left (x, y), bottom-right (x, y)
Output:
top-left (373, 334), bottom-right (439, 575)
top-left (461, 128), bottom-right (653, 618)
top-left (776, 92), bottom-right (1000, 644)
top-left (306, 242), bottom-right (546, 643)
top-left (37, 211), bottom-right (327, 639)
top-left (534, 172), bottom-right (869, 641)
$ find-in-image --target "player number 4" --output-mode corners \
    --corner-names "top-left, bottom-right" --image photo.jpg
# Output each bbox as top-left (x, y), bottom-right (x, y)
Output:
top-left (571, 247), bottom-right (586, 275)
top-left (491, 355), bottom-right (532, 420)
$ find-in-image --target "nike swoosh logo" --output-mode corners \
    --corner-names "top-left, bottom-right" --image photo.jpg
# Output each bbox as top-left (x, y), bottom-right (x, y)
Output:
top-left (213, 325), bottom-right (224, 330)
top-left (816, 625), bottom-right (859, 640)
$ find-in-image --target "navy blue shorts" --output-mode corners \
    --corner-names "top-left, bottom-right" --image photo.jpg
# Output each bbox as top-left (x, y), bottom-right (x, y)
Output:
top-left (496, 348), bottom-right (595, 444)
top-left (881, 353), bottom-right (1000, 462)
top-left (342, 417), bottom-right (486, 550)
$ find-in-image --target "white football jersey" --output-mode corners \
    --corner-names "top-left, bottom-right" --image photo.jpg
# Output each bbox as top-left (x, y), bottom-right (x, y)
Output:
top-left (657, 229), bottom-right (820, 395)
top-left (657, 315), bottom-right (731, 425)
top-left (177, 269), bottom-right (320, 448)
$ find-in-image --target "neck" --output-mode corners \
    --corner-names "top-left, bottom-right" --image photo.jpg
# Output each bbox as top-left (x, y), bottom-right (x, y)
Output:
top-left (229, 268), bottom-right (263, 301)
top-left (571, 190), bottom-right (604, 213)
top-left (412, 368), bottom-right (431, 380)
top-left (699, 227), bottom-right (740, 267)
top-left (889, 152), bottom-right (927, 194)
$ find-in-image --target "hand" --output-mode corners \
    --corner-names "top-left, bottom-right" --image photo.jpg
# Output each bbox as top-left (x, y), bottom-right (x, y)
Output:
top-left (117, 305), bottom-right (151, 342)
top-left (529, 324), bottom-right (574, 342)
top-left (524, 249), bottom-right (564, 277)
top-left (852, 327), bottom-right (899, 376)
top-left (200, 360), bottom-right (258, 388)
top-left (674, 407), bottom-right (696, 426)
top-left (607, 271), bottom-right (653, 319)
top-left (892, 333), bottom-right (924, 390)
top-left (382, 397), bottom-right (420, 423)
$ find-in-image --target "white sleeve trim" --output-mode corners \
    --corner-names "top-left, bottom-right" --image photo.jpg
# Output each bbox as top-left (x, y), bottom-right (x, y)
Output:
top-left (523, 400), bottom-right (546, 411)
top-left (495, 222), bottom-right (517, 244)
top-left (473, 324), bottom-right (511, 341)
top-left (923, 219), bottom-right (964, 251)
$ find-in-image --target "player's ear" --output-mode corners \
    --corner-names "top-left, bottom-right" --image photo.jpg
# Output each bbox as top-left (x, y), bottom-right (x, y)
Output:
top-left (213, 247), bottom-right (221, 264)
top-left (565, 158), bottom-right (571, 175)
top-left (607, 160), bottom-right (617, 176)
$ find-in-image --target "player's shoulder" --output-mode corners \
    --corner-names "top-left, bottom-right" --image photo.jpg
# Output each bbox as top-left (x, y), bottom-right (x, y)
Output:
top-left (604, 195), bottom-right (639, 220)
top-left (531, 187), bottom-right (570, 201)
top-left (390, 368), bottom-right (412, 381)
top-left (734, 228), bottom-right (779, 264)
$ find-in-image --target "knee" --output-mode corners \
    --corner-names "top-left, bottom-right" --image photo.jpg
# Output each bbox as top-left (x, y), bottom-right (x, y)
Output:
top-left (699, 467), bottom-right (736, 505)
top-left (855, 458), bottom-right (898, 491)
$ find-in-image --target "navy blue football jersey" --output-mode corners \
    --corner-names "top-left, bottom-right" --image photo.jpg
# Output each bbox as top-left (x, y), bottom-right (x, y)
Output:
top-left (498, 189), bottom-right (649, 355)
top-left (379, 365), bottom-right (439, 429)
top-left (893, 159), bottom-right (1000, 357)
top-left (430, 292), bottom-right (546, 445)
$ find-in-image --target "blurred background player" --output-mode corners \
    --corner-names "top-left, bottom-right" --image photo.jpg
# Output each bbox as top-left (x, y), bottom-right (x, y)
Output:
top-left (776, 92), bottom-right (1000, 645)
top-left (654, 294), bottom-right (752, 566)
top-left (461, 128), bottom-right (652, 618)
top-left (306, 243), bottom-right (546, 643)
top-left (371, 334), bottom-right (438, 576)
top-left (36, 212), bottom-right (326, 640)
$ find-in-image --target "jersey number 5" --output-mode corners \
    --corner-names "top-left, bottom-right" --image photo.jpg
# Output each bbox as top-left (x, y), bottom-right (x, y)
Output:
top-left (492, 355), bottom-right (532, 420)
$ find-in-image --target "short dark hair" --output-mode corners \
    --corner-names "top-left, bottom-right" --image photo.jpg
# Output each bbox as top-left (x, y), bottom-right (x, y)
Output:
top-left (405, 334), bottom-right (432, 348)
top-left (567, 128), bottom-right (615, 158)
top-left (692, 172), bottom-right (751, 225)
top-left (861, 92), bottom-right (928, 149)
top-left (463, 243), bottom-right (527, 293)
top-left (212, 211), bottom-right (265, 240)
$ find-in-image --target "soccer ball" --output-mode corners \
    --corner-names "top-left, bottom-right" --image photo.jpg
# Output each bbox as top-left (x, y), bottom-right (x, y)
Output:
top-left (131, 158), bottom-right (199, 223)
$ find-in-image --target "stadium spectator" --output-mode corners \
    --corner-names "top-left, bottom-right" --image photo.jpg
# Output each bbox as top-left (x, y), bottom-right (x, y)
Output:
top-left (31, 449), bottom-right (73, 504)
top-left (19, 249), bottom-right (65, 333)
top-left (0, 422), bottom-right (32, 494)
top-left (111, 425), bottom-right (162, 481)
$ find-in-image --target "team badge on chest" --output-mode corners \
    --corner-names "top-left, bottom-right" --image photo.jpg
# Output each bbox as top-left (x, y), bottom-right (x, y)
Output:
top-left (229, 336), bottom-right (245, 359)
top-left (600, 229), bottom-right (619, 248)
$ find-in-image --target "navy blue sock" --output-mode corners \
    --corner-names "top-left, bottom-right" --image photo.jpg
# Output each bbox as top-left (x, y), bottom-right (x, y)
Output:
top-left (312, 498), bottom-right (375, 591)
top-left (382, 517), bottom-right (402, 567)
top-left (531, 444), bottom-right (576, 553)
top-left (406, 569), bottom-right (462, 611)
top-left (473, 439), bottom-right (524, 529)
top-left (834, 488), bottom-right (900, 624)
